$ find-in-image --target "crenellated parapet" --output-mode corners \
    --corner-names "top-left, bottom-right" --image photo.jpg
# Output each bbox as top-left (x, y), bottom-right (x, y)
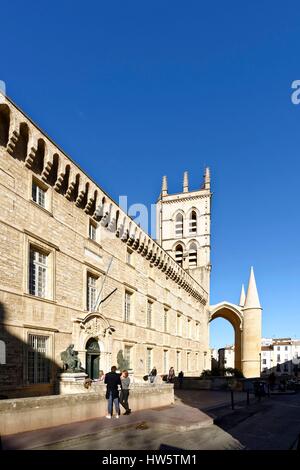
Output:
top-left (0, 94), bottom-right (208, 304)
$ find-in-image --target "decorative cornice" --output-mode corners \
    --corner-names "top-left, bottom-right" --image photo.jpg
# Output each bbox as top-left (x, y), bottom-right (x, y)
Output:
top-left (1, 94), bottom-right (208, 305)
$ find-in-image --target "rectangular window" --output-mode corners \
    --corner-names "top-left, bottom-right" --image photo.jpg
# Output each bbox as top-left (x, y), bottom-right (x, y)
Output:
top-left (196, 322), bottom-right (199, 340)
top-left (147, 301), bottom-right (152, 328)
top-left (187, 352), bottom-right (190, 371)
top-left (277, 354), bottom-right (280, 362)
top-left (277, 346), bottom-right (280, 351)
top-left (147, 348), bottom-right (152, 373)
top-left (187, 319), bottom-right (191, 338)
top-left (124, 291), bottom-right (132, 322)
top-left (285, 346), bottom-right (288, 351)
top-left (177, 315), bottom-right (182, 336)
top-left (89, 221), bottom-right (97, 241)
top-left (87, 274), bottom-right (97, 311)
top-left (163, 350), bottom-right (168, 374)
top-left (124, 345), bottom-right (132, 369)
top-left (176, 351), bottom-right (181, 372)
top-left (126, 248), bottom-right (132, 265)
top-left (263, 359), bottom-right (267, 365)
top-left (29, 248), bottom-right (48, 298)
top-left (164, 309), bottom-right (168, 333)
top-left (27, 335), bottom-right (50, 384)
top-left (32, 181), bottom-right (46, 208)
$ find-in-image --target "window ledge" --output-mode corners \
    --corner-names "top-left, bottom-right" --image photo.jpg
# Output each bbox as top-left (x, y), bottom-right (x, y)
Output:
top-left (23, 293), bottom-right (56, 304)
top-left (30, 199), bottom-right (53, 217)
top-left (126, 262), bottom-right (135, 269)
top-left (87, 238), bottom-right (102, 249)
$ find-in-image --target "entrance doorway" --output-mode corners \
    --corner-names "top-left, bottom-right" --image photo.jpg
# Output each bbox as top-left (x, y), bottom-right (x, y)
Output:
top-left (86, 338), bottom-right (100, 379)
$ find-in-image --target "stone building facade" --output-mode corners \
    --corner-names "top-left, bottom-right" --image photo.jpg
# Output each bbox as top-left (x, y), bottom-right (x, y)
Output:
top-left (0, 95), bottom-right (210, 398)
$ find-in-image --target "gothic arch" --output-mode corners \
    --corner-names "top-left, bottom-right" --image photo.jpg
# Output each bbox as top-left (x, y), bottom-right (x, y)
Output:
top-left (186, 206), bottom-right (200, 218)
top-left (209, 302), bottom-right (243, 372)
top-left (172, 208), bottom-right (185, 220)
top-left (174, 211), bottom-right (184, 238)
top-left (188, 240), bottom-right (198, 267)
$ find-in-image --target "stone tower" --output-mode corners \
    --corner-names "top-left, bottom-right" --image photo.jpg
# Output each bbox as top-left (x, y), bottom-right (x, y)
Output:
top-left (242, 267), bottom-right (262, 377)
top-left (156, 169), bottom-right (212, 294)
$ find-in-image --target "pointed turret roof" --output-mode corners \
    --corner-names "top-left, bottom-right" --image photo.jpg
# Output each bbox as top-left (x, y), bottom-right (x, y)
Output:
top-left (161, 175), bottom-right (168, 196)
top-left (204, 167), bottom-right (210, 189)
top-left (244, 267), bottom-right (261, 309)
top-left (239, 284), bottom-right (246, 307)
top-left (183, 171), bottom-right (189, 193)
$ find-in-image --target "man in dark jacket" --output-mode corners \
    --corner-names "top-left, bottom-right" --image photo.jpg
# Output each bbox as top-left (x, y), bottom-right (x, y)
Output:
top-left (104, 366), bottom-right (121, 419)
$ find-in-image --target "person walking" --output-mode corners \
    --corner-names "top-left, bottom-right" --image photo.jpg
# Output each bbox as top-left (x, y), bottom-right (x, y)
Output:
top-left (178, 370), bottom-right (184, 389)
top-left (104, 366), bottom-right (121, 419)
top-left (120, 370), bottom-right (131, 415)
top-left (167, 367), bottom-right (175, 383)
top-left (149, 366), bottom-right (157, 384)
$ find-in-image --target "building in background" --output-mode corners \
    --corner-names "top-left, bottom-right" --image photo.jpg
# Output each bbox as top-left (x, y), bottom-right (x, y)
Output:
top-left (218, 345), bottom-right (235, 369)
top-left (214, 338), bottom-right (300, 377)
top-left (261, 338), bottom-right (300, 376)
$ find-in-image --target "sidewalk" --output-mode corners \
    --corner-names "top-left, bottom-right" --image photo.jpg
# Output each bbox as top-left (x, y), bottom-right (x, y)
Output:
top-left (2, 401), bottom-right (214, 450)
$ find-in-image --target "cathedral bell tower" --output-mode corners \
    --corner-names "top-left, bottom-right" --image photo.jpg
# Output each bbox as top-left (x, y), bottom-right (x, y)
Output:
top-left (156, 169), bottom-right (212, 295)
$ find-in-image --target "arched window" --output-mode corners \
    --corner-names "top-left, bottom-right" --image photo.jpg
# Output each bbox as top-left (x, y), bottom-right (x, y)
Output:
top-left (189, 242), bottom-right (197, 267)
top-left (175, 244), bottom-right (183, 267)
top-left (189, 211), bottom-right (197, 234)
top-left (0, 340), bottom-right (6, 365)
top-left (175, 213), bottom-right (183, 237)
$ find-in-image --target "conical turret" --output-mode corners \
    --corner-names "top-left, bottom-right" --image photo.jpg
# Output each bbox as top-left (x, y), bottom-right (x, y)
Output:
top-left (244, 267), bottom-right (261, 310)
top-left (204, 167), bottom-right (210, 190)
top-left (183, 171), bottom-right (189, 193)
top-left (162, 175), bottom-right (168, 197)
top-left (239, 284), bottom-right (246, 307)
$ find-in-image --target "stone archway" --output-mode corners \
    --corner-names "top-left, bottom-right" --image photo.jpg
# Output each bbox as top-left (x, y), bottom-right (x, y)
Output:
top-left (72, 312), bottom-right (114, 374)
top-left (86, 337), bottom-right (100, 379)
top-left (209, 302), bottom-right (243, 373)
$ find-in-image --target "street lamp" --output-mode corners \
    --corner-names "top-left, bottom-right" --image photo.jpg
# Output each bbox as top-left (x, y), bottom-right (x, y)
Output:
top-left (259, 353), bottom-right (261, 376)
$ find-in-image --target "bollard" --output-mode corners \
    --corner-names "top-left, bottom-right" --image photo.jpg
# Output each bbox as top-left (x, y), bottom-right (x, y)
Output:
top-left (231, 390), bottom-right (234, 410)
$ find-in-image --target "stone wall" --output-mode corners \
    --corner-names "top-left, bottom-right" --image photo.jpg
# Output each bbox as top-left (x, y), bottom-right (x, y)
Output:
top-left (0, 95), bottom-right (210, 398)
top-left (0, 384), bottom-right (174, 436)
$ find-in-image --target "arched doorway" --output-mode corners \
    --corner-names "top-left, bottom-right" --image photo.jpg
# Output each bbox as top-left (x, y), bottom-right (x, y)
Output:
top-left (209, 303), bottom-right (243, 372)
top-left (86, 338), bottom-right (100, 379)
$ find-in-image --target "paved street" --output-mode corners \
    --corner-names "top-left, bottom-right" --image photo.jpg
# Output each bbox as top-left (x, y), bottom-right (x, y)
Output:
top-left (2, 390), bottom-right (300, 450)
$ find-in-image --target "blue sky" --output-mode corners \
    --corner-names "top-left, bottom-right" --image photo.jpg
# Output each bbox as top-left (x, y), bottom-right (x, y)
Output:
top-left (1, 1), bottom-right (299, 348)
